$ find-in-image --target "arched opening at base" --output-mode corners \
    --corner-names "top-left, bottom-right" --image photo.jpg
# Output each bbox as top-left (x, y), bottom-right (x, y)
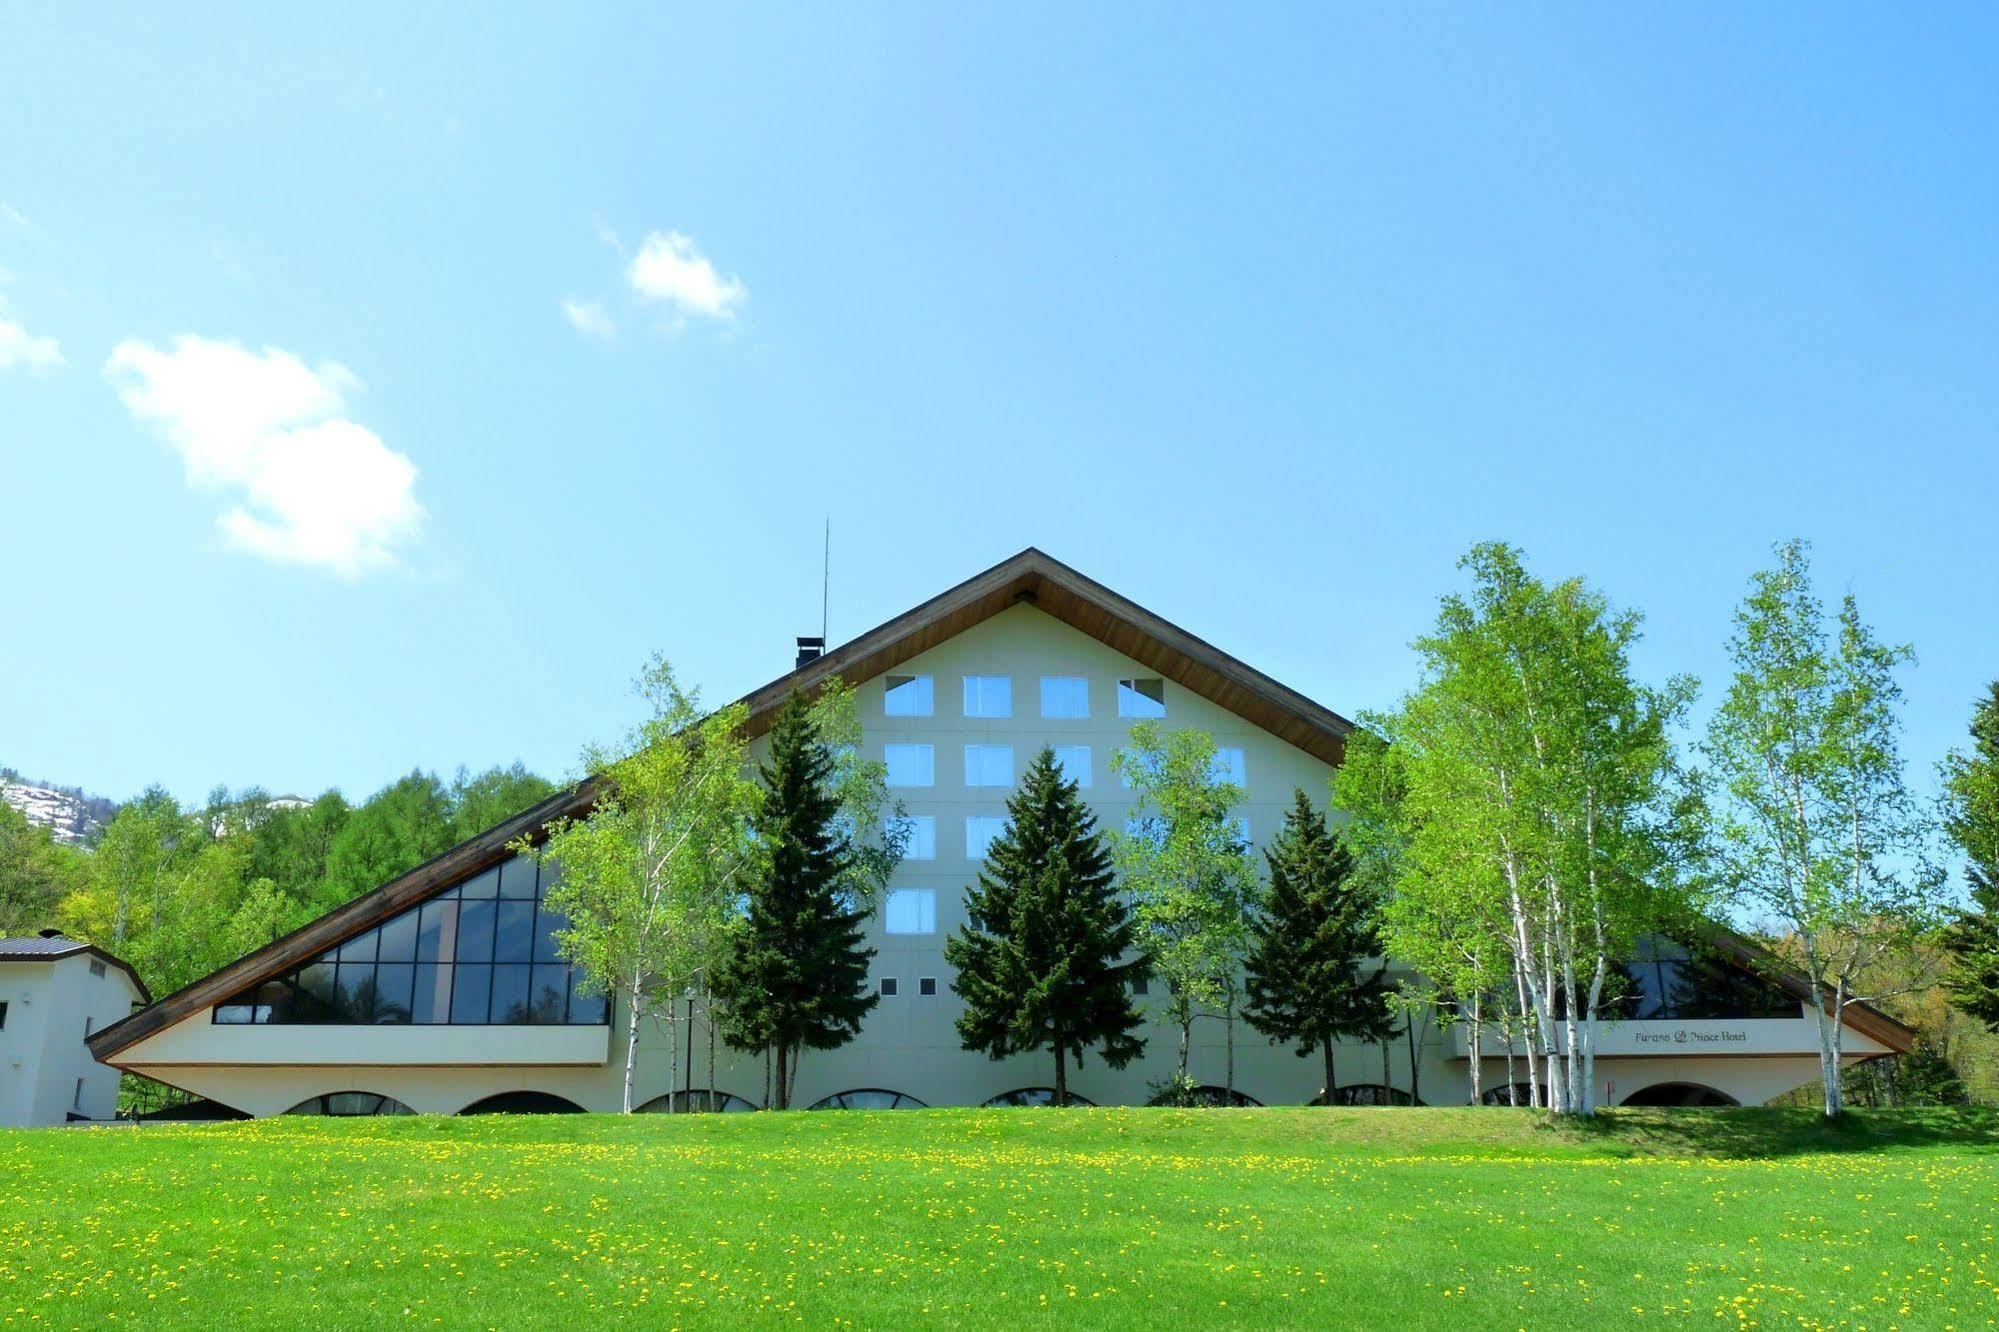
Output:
top-left (457, 1090), bottom-right (587, 1115)
top-left (1480, 1083), bottom-right (1547, 1107)
top-left (1149, 1085), bottom-right (1262, 1108)
top-left (1310, 1084), bottom-right (1420, 1107)
top-left (982, 1087), bottom-right (1097, 1108)
top-left (636, 1089), bottom-right (758, 1113)
top-left (284, 1091), bottom-right (416, 1117)
top-left (806, 1089), bottom-right (926, 1110)
top-left (1620, 1082), bottom-right (1740, 1108)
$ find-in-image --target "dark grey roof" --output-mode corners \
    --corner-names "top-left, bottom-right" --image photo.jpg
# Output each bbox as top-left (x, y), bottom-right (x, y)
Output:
top-left (0, 938), bottom-right (151, 1001)
top-left (0, 936), bottom-right (89, 958)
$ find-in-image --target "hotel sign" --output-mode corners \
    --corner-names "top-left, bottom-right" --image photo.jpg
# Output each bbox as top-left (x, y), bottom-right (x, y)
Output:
top-left (1633, 1028), bottom-right (1749, 1047)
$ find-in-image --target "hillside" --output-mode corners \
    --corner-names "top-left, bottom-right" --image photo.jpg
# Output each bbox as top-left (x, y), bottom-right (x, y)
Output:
top-left (0, 770), bottom-right (114, 845)
top-left (3, 1106), bottom-right (1994, 1328)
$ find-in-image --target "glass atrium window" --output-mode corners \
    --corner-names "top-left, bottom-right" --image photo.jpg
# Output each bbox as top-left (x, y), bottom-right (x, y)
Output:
top-left (965, 816), bottom-right (1007, 860)
top-left (885, 889), bottom-right (937, 935)
top-left (1117, 677), bottom-right (1166, 718)
top-left (1052, 744), bottom-right (1092, 788)
top-left (963, 675), bottom-right (1012, 718)
top-left (884, 743), bottom-right (935, 787)
top-left (1040, 676), bottom-right (1089, 718)
top-left (964, 744), bottom-right (1014, 787)
top-left (884, 674), bottom-right (934, 717)
top-left (209, 853), bottom-right (607, 1027)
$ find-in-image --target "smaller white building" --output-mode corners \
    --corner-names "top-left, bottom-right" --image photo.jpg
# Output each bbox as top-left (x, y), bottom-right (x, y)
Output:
top-left (0, 933), bottom-right (150, 1126)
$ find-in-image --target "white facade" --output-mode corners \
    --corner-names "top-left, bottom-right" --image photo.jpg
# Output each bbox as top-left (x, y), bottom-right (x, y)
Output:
top-left (1, 943), bottom-right (148, 1126)
top-left (95, 598), bottom-right (1907, 1117)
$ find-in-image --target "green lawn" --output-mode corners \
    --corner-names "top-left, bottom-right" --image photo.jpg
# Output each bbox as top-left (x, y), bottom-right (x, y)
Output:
top-left (5, 1107), bottom-right (1998, 1329)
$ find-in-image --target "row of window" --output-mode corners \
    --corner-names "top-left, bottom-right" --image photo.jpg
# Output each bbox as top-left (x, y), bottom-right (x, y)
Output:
top-left (886, 674), bottom-right (1168, 721)
top-left (888, 810), bottom-right (1250, 866)
top-left (872, 971), bottom-right (1151, 996)
top-left (884, 742), bottom-right (1246, 790)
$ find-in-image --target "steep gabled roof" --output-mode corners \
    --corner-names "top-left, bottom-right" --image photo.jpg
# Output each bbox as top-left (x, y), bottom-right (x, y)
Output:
top-left (91, 547), bottom-right (1356, 1061)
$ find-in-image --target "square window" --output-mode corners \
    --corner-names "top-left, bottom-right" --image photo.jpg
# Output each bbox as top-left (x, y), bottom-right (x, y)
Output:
top-left (963, 675), bottom-right (1012, 718)
top-left (1211, 747), bottom-right (1247, 787)
top-left (88, 959), bottom-right (107, 979)
top-left (918, 977), bottom-right (938, 997)
top-left (885, 888), bottom-right (937, 935)
top-left (964, 744), bottom-right (1014, 787)
top-left (884, 743), bottom-right (935, 788)
top-left (895, 814), bottom-right (937, 860)
top-left (884, 674), bottom-right (934, 717)
top-left (1132, 976), bottom-right (1149, 996)
top-left (879, 977), bottom-right (899, 998)
top-left (1040, 676), bottom-right (1089, 718)
top-left (965, 816), bottom-right (1008, 860)
top-left (0, 1001), bottom-right (8, 1030)
top-left (1118, 677), bottom-right (1167, 718)
top-left (1052, 744), bottom-right (1092, 788)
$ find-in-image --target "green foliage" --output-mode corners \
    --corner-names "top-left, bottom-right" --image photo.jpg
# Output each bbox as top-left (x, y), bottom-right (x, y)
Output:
top-left (1337, 543), bottom-right (1694, 1114)
top-left (1243, 789), bottom-right (1393, 1099)
top-left (534, 658), bottom-right (761, 1112)
top-left (448, 763), bottom-right (558, 844)
top-left (1943, 682), bottom-right (1999, 1030)
top-left (323, 771), bottom-right (458, 903)
top-left (715, 689), bottom-right (891, 1108)
top-left (1687, 539), bottom-right (1946, 1116)
top-left (946, 747), bottom-right (1145, 1102)
top-left (0, 799), bottom-right (83, 935)
top-left (1110, 721), bottom-right (1258, 1080)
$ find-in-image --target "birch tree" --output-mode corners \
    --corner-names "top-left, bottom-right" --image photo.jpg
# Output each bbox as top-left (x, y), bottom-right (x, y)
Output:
top-left (1333, 544), bottom-right (1692, 1115)
top-left (1111, 722), bottom-right (1258, 1098)
top-left (1688, 540), bottom-right (1945, 1117)
top-left (533, 658), bottom-right (761, 1113)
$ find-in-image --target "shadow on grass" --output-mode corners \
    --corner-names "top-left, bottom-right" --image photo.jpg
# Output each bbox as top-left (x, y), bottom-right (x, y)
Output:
top-left (1544, 1105), bottom-right (1999, 1159)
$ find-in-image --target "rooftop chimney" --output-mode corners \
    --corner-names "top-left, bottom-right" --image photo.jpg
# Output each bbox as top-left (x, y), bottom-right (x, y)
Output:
top-left (795, 635), bottom-right (825, 668)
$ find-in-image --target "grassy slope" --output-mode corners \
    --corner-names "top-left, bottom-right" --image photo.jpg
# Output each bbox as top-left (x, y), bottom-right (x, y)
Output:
top-left (4, 1107), bottom-right (1997, 1329)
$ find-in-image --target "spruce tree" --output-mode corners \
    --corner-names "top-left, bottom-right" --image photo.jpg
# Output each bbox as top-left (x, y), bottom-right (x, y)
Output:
top-left (945, 747), bottom-right (1145, 1104)
top-left (1243, 788), bottom-right (1391, 1102)
top-left (1944, 682), bottom-right (1999, 1029)
top-left (715, 691), bottom-right (878, 1108)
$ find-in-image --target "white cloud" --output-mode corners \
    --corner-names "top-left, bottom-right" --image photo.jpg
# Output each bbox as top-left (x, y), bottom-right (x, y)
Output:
top-left (105, 336), bottom-right (424, 577)
top-left (625, 230), bottom-right (745, 321)
top-left (0, 309), bottom-right (63, 373)
top-left (561, 296), bottom-right (616, 341)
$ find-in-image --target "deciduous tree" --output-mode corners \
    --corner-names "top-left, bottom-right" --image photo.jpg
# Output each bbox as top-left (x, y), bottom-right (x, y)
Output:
top-left (1689, 540), bottom-right (1946, 1117)
top-left (533, 659), bottom-right (761, 1113)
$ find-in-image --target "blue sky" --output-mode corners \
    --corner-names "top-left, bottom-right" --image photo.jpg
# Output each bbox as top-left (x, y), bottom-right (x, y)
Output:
top-left (2, 6), bottom-right (1995, 817)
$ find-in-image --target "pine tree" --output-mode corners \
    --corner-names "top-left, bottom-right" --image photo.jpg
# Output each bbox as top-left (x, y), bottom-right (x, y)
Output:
top-left (946, 748), bottom-right (1145, 1104)
top-left (1243, 789), bottom-right (1393, 1103)
top-left (1944, 682), bottom-right (1999, 1029)
top-left (715, 691), bottom-right (878, 1108)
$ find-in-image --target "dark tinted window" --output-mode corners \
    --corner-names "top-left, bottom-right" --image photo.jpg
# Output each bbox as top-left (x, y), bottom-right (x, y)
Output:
top-left (210, 854), bottom-right (607, 1027)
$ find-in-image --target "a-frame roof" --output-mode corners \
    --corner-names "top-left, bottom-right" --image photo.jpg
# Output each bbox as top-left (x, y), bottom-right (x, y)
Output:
top-left (88, 546), bottom-right (1920, 1064)
top-left (90, 547), bottom-right (1358, 1060)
